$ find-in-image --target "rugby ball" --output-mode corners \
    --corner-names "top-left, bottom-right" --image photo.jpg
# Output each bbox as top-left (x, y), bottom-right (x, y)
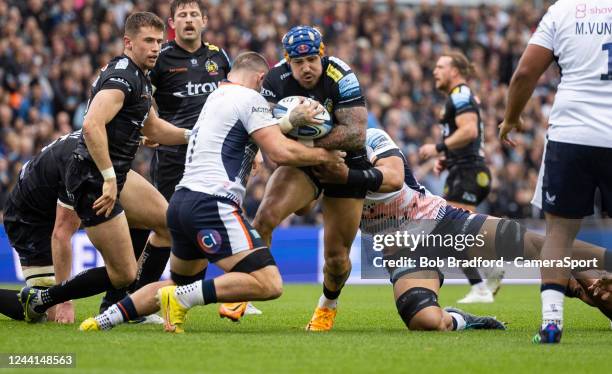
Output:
top-left (272, 96), bottom-right (333, 139)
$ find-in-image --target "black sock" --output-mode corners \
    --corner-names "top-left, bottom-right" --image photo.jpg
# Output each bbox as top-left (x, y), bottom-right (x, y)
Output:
top-left (0, 289), bottom-right (24, 320)
top-left (462, 267), bottom-right (483, 286)
top-left (323, 285), bottom-right (341, 300)
top-left (605, 249), bottom-right (612, 272)
top-left (202, 279), bottom-right (217, 305)
top-left (133, 242), bottom-right (171, 290)
top-left (116, 296), bottom-right (140, 321)
top-left (39, 267), bottom-right (113, 312)
top-left (130, 228), bottom-right (150, 260)
top-left (99, 288), bottom-right (128, 314)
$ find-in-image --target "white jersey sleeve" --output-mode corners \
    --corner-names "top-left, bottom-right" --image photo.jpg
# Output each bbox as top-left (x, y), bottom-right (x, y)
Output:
top-left (528, 2), bottom-right (557, 51)
top-left (528, 0), bottom-right (612, 148)
top-left (365, 128), bottom-right (400, 162)
top-left (238, 91), bottom-right (278, 134)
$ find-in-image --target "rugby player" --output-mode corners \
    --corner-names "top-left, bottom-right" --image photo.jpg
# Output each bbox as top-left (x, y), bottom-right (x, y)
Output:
top-left (419, 52), bottom-right (500, 304)
top-left (499, 0), bottom-right (612, 342)
top-left (148, 0), bottom-right (259, 318)
top-left (79, 52), bottom-right (345, 333)
top-left (1, 133), bottom-right (170, 324)
top-left (315, 128), bottom-right (612, 331)
top-left (252, 25), bottom-right (369, 331)
top-left (18, 12), bottom-right (190, 322)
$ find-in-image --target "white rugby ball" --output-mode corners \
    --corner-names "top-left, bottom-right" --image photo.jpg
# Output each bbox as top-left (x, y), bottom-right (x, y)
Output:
top-left (272, 96), bottom-right (333, 139)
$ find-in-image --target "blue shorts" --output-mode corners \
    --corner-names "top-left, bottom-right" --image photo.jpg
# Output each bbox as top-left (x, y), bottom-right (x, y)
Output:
top-left (167, 188), bottom-right (265, 262)
top-left (537, 140), bottom-right (612, 218)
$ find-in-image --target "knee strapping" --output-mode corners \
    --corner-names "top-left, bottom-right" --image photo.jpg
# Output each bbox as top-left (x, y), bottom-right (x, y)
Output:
top-left (170, 268), bottom-right (206, 286)
top-left (494, 218), bottom-right (526, 260)
top-left (395, 287), bottom-right (440, 327)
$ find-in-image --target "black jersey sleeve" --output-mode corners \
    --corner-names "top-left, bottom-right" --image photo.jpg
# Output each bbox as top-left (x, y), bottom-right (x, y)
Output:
top-left (326, 56), bottom-right (366, 109)
top-left (449, 85), bottom-right (478, 116)
top-left (261, 66), bottom-right (283, 104)
top-left (98, 58), bottom-right (138, 98)
top-left (149, 62), bottom-right (160, 88)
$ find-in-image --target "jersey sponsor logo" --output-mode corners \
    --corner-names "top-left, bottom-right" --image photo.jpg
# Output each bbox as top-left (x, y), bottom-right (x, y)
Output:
top-left (115, 58), bottom-right (129, 70)
top-left (338, 73), bottom-right (361, 99)
top-left (323, 98), bottom-right (333, 114)
top-left (109, 77), bottom-right (131, 91)
top-left (576, 4), bottom-right (586, 19)
top-left (261, 88), bottom-right (276, 98)
top-left (197, 229), bottom-right (222, 254)
top-left (545, 191), bottom-right (556, 205)
top-left (205, 59), bottom-right (219, 75)
top-left (172, 81), bottom-right (219, 97)
top-left (461, 191), bottom-right (477, 203)
top-left (191, 58), bottom-right (198, 66)
top-left (205, 43), bottom-right (220, 52)
top-left (451, 89), bottom-right (471, 110)
top-left (367, 130), bottom-right (391, 150)
top-left (168, 67), bottom-right (188, 73)
top-left (251, 106), bottom-right (271, 114)
top-left (161, 44), bottom-right (173, 53)
top-left (326, 64), bottom-right (343, 82)
top-left (476, 171), bottom-right (490, 187)
top-left (329, 56), bottom-right (351, 71)
top-left (280, 72), bottom-right (292, 80)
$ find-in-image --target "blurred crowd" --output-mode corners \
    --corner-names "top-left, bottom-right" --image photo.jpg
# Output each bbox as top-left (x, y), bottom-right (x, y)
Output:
top-left (0, 0), bottom-right (557, 224)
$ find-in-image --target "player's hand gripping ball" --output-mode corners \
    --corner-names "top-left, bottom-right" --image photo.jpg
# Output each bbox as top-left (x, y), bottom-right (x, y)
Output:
top-left (272, 96), bottom-right (333, 139)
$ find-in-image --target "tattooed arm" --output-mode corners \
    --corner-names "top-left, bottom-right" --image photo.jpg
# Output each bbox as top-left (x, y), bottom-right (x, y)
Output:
top-left (314, 106), bottom-right (367, 151)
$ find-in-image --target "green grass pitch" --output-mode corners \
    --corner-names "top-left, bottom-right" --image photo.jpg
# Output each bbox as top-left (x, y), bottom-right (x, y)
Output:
top-left (0, 284), bottom-right (610, 374)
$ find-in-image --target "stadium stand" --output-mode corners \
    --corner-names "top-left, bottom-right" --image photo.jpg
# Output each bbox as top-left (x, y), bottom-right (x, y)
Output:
top-left (0, 0), bottom-right (555, 222)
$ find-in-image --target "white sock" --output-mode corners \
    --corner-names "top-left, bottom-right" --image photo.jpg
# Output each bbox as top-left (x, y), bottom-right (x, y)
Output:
top-left (175, 281), bottom-right (203, 308)
top-left (541, 289), bottom-right (564, 329)
top-left (94, 304), bottom-right (125, 330)
top-left (449, 312), bottom-right (466, 331)
top-left (318, 294), bottom-right (338, 309)
top-left (473, 282), bottom-right (489, 293)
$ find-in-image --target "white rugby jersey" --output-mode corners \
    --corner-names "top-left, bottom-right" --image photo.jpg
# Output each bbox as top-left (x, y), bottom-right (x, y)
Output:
top-left (361, 128), bottom-right (446, 236)
top-left (177, 82), bottom-right (277, 205)
top-left (529, 1), bottom-right (612, 148)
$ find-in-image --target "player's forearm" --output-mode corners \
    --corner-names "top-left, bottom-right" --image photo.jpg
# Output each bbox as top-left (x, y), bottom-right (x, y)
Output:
top-left (443, 126), bottom-right (477, 150)
top-left (314, 124), bottom-right (365, 151)
top-left (375, 165), bottom-right (403, 192)
top-left (83, 120), bottom-right (113, 173)
top-left (504, 67), bottom-right (540, 122)
top-left (268, 139), bottom-right (331, 167)
top-left (314, 106), bottom-right (367, 151)
top-left (51, 237), bottom-right (72, 283)
top-left (144, 118), bottom-right (190, 146)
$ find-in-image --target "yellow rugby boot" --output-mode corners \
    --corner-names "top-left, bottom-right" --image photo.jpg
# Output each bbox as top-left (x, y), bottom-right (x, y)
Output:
top-left (79, 317), bottom-right (101, 332)
top-left (157, 286), bottom-right (188, 333)
top-left (305, 307), bottom-right (337, 331)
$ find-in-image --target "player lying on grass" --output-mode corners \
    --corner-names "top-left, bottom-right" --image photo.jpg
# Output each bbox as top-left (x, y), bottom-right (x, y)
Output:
top-left (312, 128), bottom-right (612, 331)
top-left (79, 52), bottom-right (346, 333)
top-left (0, 132), bottom-right (175, 324)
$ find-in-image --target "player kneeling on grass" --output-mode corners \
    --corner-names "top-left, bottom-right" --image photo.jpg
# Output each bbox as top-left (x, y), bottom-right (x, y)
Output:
top-left (313, 128), bottom-right (612, 331)
top-left (80, 52), bottom-right (345, 333)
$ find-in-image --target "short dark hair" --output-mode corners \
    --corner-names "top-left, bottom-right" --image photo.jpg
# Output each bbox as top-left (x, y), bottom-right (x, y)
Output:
top-left (444, 51), bottom-right (475, 79)
top-left (170, 0), bottom-right (206, 18)
top-left (232, 52), bottom-right (269, 73)
top-left (125, 12), bottom-right (165, 37)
